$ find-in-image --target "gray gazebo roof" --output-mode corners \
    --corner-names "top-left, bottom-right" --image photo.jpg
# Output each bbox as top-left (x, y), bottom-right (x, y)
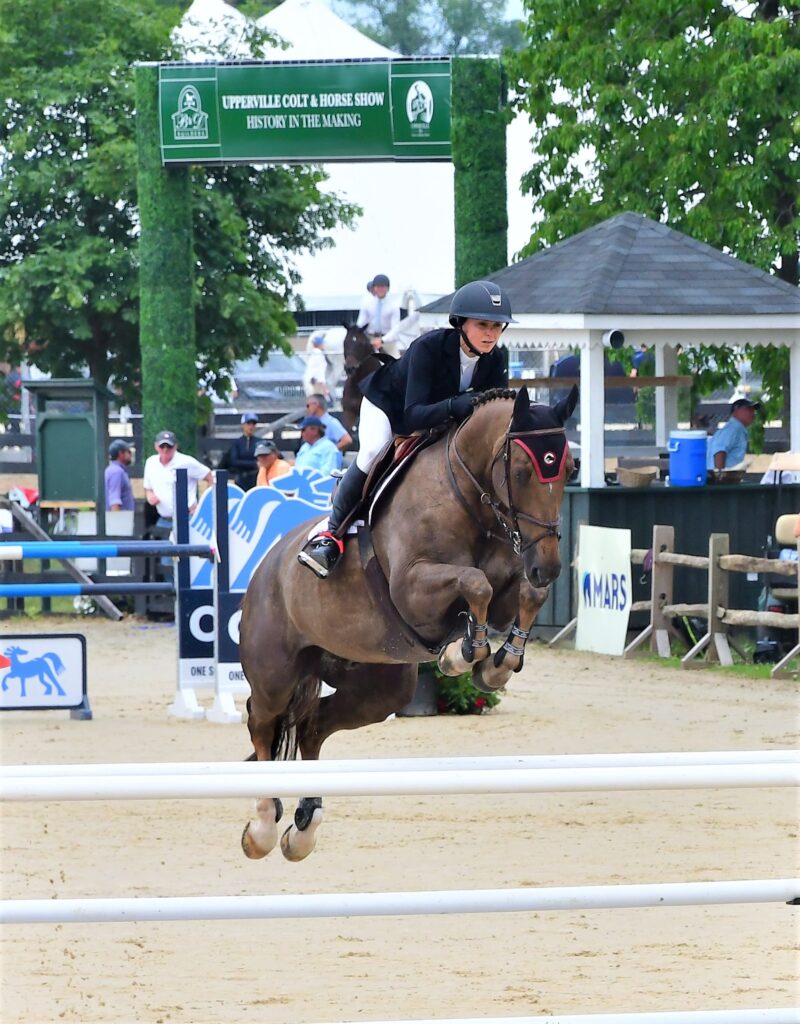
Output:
top-left (422, 212), bottom-right (800, 317)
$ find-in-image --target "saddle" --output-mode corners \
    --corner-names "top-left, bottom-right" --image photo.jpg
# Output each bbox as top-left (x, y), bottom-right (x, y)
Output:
top-left (338, 425), bottom-right (447, 536)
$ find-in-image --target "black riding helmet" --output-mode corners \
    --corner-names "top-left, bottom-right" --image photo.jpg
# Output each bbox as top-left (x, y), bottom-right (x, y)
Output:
top-left (448, 280), bottom-right (516, 328)
top-left (372, 273), bottom-right (390, 288)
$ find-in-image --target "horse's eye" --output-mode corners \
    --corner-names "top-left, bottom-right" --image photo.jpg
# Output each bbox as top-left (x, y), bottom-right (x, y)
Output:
top-left (514, 468), bottom-right (527, 484)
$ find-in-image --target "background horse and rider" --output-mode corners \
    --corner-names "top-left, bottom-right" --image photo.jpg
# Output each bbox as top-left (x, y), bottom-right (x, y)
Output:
top-left (340, 322), bottom-right (388, 433)
top-left (239, 385), bottom-right (578, 862)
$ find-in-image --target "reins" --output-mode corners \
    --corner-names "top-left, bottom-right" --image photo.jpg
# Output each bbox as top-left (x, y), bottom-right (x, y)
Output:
top-left (445, 416), bottom-right (565, 557)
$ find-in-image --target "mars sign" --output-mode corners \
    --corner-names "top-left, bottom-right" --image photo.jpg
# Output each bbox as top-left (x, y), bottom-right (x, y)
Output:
top-left (159, 58), bottom-right (451, 164)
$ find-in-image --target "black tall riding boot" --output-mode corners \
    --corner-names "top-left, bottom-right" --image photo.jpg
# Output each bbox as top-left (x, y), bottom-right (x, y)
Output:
top-left (297, 463), bottom-right (368, 578)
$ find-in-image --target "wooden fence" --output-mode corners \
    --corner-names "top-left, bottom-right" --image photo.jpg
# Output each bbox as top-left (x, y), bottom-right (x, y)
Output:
top-left (626, 525), bottom-right (800, 677)
top-left (552, 525), bottom-right (800, 679)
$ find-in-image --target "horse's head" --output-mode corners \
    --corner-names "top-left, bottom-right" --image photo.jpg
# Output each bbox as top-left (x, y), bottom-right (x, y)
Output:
top-left (462, 386), bottom-right (577, 588)
top-left (342, 323), bottom-right (374, 375)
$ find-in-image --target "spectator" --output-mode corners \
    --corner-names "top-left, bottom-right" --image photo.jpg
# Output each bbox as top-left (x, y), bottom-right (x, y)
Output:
top-left (356, 273), bottom-right (401, 352)
top-left (303, 332), bottom-right (332, 403)
top-left (105, 440), bottom-right (135, 511)
top-left (630, 345), bottom-right (653, 377)
top-left (294, 416), bottom-right (339, 477)
top-left (707, 398), bottom-right (761, 471)
top-left (227, 412), bottom-right (260, 491)
top-left (254, 440), bottom-right (292, 486)
top-left (143, 430), bottom-right (213, 526)
top-left (303, 394), bottom-right (351, 457)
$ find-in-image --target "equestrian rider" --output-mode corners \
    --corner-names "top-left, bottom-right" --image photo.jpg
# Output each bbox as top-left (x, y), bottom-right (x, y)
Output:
top-left (356, 272), bottom-right (401, 351)
top-left (298, 279), bottom-right (515, 578)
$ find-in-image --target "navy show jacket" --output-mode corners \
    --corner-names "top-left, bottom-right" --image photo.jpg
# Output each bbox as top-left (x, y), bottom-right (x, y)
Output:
top-left (360, 328), bottom-right (508, 435)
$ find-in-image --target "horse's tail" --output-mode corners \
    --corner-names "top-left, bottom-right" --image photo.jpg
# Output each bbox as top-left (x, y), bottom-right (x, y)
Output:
top-left (43, 653), bottom-right (65, 675)
top-left (271, 674), bottom-right (321, 761)
top-left (242, 676), bottom-right (321, 764)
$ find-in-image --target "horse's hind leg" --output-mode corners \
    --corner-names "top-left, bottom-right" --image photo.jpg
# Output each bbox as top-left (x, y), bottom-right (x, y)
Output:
top-left (241, 699), bottom-right (285, 860)
top-left (241, 648), bottom-right (321, 861)
top-left (278, 661), bottom-right (417, 863)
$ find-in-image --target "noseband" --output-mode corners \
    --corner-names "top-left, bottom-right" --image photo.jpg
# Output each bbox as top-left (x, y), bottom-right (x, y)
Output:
top-left (445, 419), bottom-right (565, 557)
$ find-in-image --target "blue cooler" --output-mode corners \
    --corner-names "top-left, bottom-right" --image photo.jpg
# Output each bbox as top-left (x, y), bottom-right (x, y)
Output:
top-left (668, 429), bottom-right (708, 487)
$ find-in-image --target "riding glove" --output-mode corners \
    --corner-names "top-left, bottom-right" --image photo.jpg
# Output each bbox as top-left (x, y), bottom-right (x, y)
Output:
top-left (449, 393), bottom-right (475, 422)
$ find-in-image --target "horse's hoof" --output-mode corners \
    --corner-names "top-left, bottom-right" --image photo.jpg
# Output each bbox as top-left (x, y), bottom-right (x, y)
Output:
top-left (241, 822), bottom-right (271, 859)
top-left (471, 659), bottom-right (507, 695)
top-left (280, 807), bottom-right (323, 862)
top-left (241, 796), bottom-right (283, 859)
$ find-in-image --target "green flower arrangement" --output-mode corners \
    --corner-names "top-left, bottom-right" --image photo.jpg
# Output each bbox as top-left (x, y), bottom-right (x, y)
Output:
top-left (421, 662), bottom-right (502, 715)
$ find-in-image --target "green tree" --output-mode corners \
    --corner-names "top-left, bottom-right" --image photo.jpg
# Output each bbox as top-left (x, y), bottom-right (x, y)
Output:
top-left (0, 0), bottom-right (358, 409)
top-left (508, 1), bottom-right (799, 420)
top-left (333, 0), bottom-right (523, 55)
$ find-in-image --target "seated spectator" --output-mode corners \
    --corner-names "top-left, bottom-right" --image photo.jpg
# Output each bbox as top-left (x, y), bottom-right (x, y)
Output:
top-left (707, 398), bottom-right (760, 471)
top-left (303, 394), bottom-right (351, 458)
top-left (255, 440), bottom-right (292, 486)
top-left (294, 416), bottom-right (339, 477)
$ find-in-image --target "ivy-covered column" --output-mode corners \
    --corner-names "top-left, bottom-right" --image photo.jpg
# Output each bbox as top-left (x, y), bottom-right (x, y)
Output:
top-left (134, 63), bottom-right (198, 456)
top-left (451, 57), bottom-right (508, 287)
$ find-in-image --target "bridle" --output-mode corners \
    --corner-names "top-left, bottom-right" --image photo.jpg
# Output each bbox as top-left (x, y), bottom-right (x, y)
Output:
top-left (444, 418), bottom-right (566, 557)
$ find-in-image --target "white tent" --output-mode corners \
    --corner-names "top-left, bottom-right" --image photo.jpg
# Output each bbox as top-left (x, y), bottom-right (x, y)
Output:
top-left (174, 0), bottom-right (535, 306)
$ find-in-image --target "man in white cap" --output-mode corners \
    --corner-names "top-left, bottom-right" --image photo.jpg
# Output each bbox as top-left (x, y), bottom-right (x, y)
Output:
top-left (707, 397), bottom-right (761, 471)
top-left (143, 430), bottom-right (213, 525)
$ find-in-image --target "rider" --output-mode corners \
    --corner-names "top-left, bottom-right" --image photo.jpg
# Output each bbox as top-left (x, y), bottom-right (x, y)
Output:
top-left (356, 273), bottom-right (401, 352)
top-left (298, 279), bottom-right (515, 578)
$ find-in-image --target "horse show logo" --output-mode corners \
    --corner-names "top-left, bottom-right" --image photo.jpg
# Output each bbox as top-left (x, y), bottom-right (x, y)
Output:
top-left (171, 85), bottom-right (209, 141)
top-left (0, 635), bottom-right (85, 709)
top-left (581, 570), bottom-right (628, 612)
top-left (405, 80), bottom-right (434, 137)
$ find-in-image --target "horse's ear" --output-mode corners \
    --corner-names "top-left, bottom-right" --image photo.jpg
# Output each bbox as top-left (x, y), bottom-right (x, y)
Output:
top-left (552, 384), bottom-right (579, 425)
top-left (512, 386), bottom-right (530, 429)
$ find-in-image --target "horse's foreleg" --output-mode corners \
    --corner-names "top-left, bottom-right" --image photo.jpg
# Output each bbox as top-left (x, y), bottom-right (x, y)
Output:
top-left (472, 581), bottom-right (550, 693)
top-left (434, 567), bottom-right (494, 676)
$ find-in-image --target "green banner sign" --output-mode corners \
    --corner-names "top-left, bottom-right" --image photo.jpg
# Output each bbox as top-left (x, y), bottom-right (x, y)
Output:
top-left (159, 59), bottom-right (451, 164)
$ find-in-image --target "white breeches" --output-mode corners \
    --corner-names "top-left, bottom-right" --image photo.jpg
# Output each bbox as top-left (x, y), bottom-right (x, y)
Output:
top-left (355, 398), bottom-right (394, 472)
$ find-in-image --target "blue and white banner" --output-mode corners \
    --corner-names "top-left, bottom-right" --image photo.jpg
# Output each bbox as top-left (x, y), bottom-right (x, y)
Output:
top-left (178, 467), bottom-right (334, 689)
top-left (0, 634), bottom-right (87, 711)
top-left (575, 525), bottom-right (632, 657)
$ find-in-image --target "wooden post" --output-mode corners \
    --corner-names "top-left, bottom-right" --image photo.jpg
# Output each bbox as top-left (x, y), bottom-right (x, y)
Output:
top-left (624, 525), bottom-right (674, 657)
top-left (650, 525), bottom-right (676, 657)
top-left (682, 533), bottom-right (732, 668)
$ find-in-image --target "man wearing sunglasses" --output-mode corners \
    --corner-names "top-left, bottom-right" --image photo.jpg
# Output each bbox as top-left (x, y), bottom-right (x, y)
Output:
top-left (143, 430), bottom-right (213, 526)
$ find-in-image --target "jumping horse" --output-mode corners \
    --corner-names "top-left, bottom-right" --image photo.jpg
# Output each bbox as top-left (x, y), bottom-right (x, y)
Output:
top-left (340, 322), bottom-right (392, 432)
top-left (239, 385), bottom-right (578, 861)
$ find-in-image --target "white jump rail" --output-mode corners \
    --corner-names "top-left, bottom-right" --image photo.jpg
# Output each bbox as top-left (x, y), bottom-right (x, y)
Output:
top-left (1, 879), bottom-right (797, 925)
top-left (2, 763), bottom-right (797, 802)
top-left (4, 749), bottom-right (798, 777)
top-left (324, 1012), bottom-right (800, 1024)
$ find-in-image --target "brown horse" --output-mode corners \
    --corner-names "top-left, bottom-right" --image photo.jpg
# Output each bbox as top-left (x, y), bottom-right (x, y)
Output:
top-left (238, 385), bottom-right (578, 861)
top-left (340, 322), bottom-right (388, 432)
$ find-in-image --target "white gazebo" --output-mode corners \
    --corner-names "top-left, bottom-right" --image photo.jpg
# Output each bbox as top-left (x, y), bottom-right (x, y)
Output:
top-left (419, 213), bottom-right (800, 486)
